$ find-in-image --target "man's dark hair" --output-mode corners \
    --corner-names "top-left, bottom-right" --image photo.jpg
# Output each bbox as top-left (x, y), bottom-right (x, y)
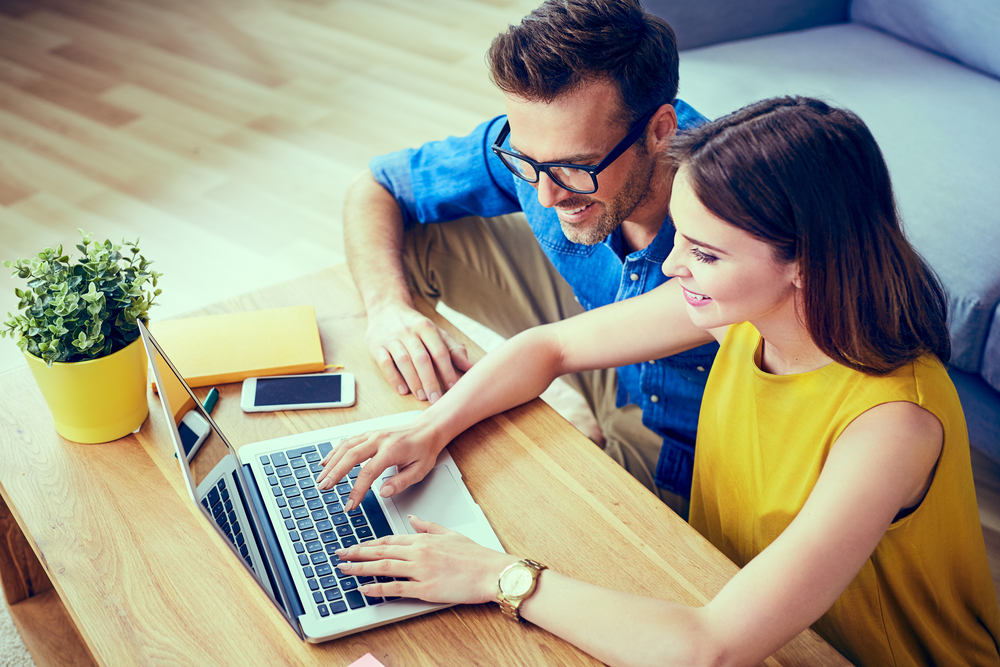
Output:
top-left (487, 0), bottom-right (679, 128)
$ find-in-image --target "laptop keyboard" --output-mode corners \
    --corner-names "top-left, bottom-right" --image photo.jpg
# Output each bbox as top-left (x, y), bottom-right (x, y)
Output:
top-left (261, 442), bottom-right (402, 618)
top-left (202, 477), bottom-right (255, 572)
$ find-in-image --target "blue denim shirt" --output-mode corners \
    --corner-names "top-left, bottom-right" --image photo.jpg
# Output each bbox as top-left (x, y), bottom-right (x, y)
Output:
top-left (369, 99), bottom-right (718, 497)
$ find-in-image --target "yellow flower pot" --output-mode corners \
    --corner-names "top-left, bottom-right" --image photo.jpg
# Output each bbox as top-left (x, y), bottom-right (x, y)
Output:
top-left (25, 337), bottom-right (149, 444)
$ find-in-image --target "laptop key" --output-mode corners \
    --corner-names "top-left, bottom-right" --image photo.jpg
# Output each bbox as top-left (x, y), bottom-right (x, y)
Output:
top-left (293, 507), bottom-right (310, 519)
top-left (306, 541), bottom-right (323, 553)
top-left (335, 483), bottom-right (352, 495)
top-left (309, 463), bottom-right (323, 474)
top-left (316, 563), bottom-right (333, 577)
top-left (349, 465), bottom-right (361, 479)
top-left (296, 518), bottom-right (313, 530)
top-left (264, 465), bottom-right (274, 476)
top-left (276, 497), bottom-right (287, 508)
top-left (260, 455), bottom-right (270, 465)
top-left (302, 488), bottom-right (319, 499)
top-left (284, 519), bottom-right (295, 530)
top-left (356, 527), bottom-right (373, 539)
top-left (275, 465), bottom-right (292, 477)
top-left (325, 588), bottom-right (342, 601)
top-left (341, 536), bottom-right (358, 548)
top-left (341, 579), bottom-right (359, 592)
top-left (267, 475), bottom-right (279, 487)
top-left (320, 531), bottom-right (338, 544)
top-left (302, 529), bottom-right (318, 542)
top-left (336, 525), bottom-right (353, 537)
top-left (308, 578), bottom-right (319, 591)
top-left (345, 591), bottom-right (366, 609)
top-left (290, 458), bottom-right (307, 469)
top-left (280, 508), bottom-right (291, 519)
top-left (351, 516), bottom-right (368, 527)
top-left (325, 543), bottom-right (341, 555)
top-left (289, 531), bottom-right (300, 542)
top-left (319, 576), bottom-right (339, 589)
top-left (318, 604), bottom-right (329, 617)
top-left (299, 554), bottom-right (310, 565)
top-left (331, 513), bottom-right (348, 526)
top-left (347, 507), bottom-right (363, 517)
top-left (271, 453), bottom-right (287, 467)
top-left (317, 442), bottom-right (334, 458)
top-left (294, 542), bottom-right (305, 554)
top-left (316, 519), bottom-right (333, 532)
top-left (207, 488), bottom-right (221, 506)
top-left (280, 477), bottom-right (297, 488)
top-left (305, 452), bottom-right (321, 463)
top-left (322, 495), bottom-right (340, 507)
top-left (329, 600), bottom-right (348, 615)
top-left (285, 487), bottom-right (301, 497)
top-left (286, 445), bottom-right (318, 459)
top-left (289, 497), bottom-right (305, 508)
top-left (357, 575), bottom-right (375, 584)
top-left (311, 510), bottom-right (327, 521)
top-left (310, 553), bottom-right (327, 565)
top-left (307, 498), bottom-right (324, 511)
top-left (303, 566), bottom-right (314, 578)
top-left (294, 467), bottom-right (311, 479)
top-left (272, 487), bottom-right (283, 498)
top-left (313, 592), bottom-right (324, 604)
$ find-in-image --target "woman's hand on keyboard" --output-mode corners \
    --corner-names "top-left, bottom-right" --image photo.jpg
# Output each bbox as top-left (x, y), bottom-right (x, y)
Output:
top-left (316, 421), bottom-right (445, 510)
top-left (334, 515), bottom-right (518, 604)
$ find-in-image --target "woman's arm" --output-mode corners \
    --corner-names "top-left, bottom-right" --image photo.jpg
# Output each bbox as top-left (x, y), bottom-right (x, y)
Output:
top-left (337, 401), bottom-right (943, 667)
top-left (320, 279), bottom-right (717, 506)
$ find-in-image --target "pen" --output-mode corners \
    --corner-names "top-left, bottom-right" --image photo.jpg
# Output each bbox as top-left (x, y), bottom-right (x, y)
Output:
top-left (203, 387), bottom-right (219, 415)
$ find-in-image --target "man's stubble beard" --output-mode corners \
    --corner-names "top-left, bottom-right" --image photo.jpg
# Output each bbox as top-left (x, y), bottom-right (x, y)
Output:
top-left (558, 143), bottom-right (658, 246)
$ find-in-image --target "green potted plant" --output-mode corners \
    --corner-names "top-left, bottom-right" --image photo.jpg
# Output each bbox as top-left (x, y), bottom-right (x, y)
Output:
top-left (2, 229), bottom-right (163, 443)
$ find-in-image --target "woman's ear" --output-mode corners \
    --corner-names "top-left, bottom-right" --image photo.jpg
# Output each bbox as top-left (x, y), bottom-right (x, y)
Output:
top-left (792, 263), bottom-right (805, 290)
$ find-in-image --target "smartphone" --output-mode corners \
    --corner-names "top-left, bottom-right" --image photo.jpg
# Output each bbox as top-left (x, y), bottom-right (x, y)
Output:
top-left (240, 372), bottom-right (356, 412)
top-left (178, 409), bottom-right (211, 461)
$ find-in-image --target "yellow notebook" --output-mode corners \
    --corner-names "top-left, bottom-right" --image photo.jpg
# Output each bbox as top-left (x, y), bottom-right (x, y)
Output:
top-left (151, 305), bottom-right (325, 420)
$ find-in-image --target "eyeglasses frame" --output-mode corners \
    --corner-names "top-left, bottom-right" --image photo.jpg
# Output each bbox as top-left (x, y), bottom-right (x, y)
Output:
top-left (490, 106), bottom-right (659, 195)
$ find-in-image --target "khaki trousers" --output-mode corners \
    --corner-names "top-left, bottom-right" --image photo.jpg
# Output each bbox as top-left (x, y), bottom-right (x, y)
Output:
top-left (401, 213), bottom-right (689, 517)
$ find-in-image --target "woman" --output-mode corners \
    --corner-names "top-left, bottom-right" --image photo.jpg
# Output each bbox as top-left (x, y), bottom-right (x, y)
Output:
top-left (318, 97), bottom-right (1000, 666)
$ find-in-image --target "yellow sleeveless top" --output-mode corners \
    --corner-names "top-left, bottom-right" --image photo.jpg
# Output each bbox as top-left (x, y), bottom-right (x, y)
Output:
top-left (690, 322), bottom-right (1000, 666)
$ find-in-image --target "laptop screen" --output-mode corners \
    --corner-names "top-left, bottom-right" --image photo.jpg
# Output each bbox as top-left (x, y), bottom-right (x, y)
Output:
top-left (139, 320), bottom-right (303, 639)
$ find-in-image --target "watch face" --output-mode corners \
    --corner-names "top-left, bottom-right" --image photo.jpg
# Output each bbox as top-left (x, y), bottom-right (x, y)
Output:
top-left (500, 565), bottom-right (534, 597)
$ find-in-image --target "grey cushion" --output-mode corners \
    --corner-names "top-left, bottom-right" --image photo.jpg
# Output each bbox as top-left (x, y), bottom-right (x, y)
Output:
top-left (643, 0), bottom-right (847, 50)
top-left (677, 23), bottom-right (1000, 384)
top-left (851, 0), bottom-right (1000, 81)
top-left (983, 303), bottom-right (1000, 390)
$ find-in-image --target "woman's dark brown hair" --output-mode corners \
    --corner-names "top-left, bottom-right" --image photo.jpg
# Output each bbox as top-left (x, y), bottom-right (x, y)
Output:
top-left (486, 0), bottom-right (678, 129)
top-left (669, 96), bottom-right (950, 374)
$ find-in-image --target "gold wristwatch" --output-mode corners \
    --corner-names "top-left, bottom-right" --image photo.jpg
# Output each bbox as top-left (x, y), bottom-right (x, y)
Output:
top-left (497, 558), bottom-right (547, 622)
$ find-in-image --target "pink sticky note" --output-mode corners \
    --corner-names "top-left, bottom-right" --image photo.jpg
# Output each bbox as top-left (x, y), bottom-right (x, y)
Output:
top-left (347, 654), bottom-right (387, 667)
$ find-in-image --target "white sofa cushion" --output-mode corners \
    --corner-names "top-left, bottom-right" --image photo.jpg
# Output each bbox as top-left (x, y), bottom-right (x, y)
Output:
top-left (852, 0), bottom-right (1000, 81)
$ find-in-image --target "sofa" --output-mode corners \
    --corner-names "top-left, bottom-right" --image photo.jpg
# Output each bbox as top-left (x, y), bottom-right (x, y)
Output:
top-left (644, 0), bottom-right (1000, 463)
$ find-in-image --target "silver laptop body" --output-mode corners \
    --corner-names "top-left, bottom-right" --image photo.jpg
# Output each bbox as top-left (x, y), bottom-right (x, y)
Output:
top-left (138, 320), bottom-right (504, 642)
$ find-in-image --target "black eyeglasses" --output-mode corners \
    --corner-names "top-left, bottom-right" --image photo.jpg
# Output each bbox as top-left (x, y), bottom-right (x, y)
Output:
top-left (490, 107), bottom-right (657, 195)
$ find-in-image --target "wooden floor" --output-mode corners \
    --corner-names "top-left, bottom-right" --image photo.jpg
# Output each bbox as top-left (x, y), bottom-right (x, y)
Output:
top-left (1, 0), bottom-right (998, 626)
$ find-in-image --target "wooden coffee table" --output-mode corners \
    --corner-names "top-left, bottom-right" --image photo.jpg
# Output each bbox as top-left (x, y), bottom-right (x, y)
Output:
top-left (0, 265), bottom-right (849, 666)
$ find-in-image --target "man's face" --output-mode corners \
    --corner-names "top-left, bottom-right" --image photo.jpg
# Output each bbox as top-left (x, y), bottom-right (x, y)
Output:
top-left (504, 81), bottom-right (660, 245)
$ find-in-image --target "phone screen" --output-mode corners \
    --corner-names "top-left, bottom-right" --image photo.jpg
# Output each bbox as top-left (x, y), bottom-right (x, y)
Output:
top-left (178, 420), bottom-right (200, 455)
top-left (254, 374), bottom-right (342, 406)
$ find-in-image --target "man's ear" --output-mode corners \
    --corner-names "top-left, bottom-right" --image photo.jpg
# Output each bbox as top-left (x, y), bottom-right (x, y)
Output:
top-left (650, 103), bottom-right (678, 146)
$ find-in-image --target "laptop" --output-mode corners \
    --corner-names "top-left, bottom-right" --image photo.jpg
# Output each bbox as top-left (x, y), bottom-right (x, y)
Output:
top-left (137, 320), bottom-right (505, 643)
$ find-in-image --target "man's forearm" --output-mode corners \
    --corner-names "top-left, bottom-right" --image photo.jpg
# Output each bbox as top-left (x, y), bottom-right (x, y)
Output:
top-left (343, 169), bottom-right (415, 313)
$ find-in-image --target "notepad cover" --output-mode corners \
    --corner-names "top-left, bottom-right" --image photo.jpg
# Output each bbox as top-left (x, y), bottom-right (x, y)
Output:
top-left (151, 305), bottom-right (325, 418)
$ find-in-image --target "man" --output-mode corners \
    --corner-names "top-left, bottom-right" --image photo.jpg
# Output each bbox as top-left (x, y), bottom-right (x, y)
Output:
top-left (342, 0), bottom-right (717, 511)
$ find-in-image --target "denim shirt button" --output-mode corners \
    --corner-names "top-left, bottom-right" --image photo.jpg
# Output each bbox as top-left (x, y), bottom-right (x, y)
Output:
top-left (650, 395), bottom-right (659, 403)
top-left (697, 366), bottom-right (705, 372)
top-left (629, 273), bottom-right (639, 281)
top-left (648, 360), bottom-right (656, 365)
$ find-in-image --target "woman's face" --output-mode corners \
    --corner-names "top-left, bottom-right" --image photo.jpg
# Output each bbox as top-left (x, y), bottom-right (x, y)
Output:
top-left (663, 167), bottom-right (800, 331)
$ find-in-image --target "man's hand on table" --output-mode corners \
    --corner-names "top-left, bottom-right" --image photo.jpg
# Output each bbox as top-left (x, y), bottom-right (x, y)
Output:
top-left (365, 302), bottom-right (473, 404)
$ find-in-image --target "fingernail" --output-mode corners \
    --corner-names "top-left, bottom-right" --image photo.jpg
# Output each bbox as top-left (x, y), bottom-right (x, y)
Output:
top-left (447, 381), bottom-right (455, 389)
top-left (337, 563), bottom-right (352, 572)
top-left (429, 392), bottom-right (440, 403)
top-left (416, 389), bottom-right (426, 401)
top-left (397, 384), bottom-right (407, 395)
top-left (344, 499), bottom-right (355, 511)
top-left (379, 484), bottom-right (393, 497)
top-left (335, 548), bottom-right (346, 555)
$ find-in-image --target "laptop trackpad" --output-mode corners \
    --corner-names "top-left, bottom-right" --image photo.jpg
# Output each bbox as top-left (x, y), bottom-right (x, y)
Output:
top-left (385, 466), bottom-right (476, 533)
